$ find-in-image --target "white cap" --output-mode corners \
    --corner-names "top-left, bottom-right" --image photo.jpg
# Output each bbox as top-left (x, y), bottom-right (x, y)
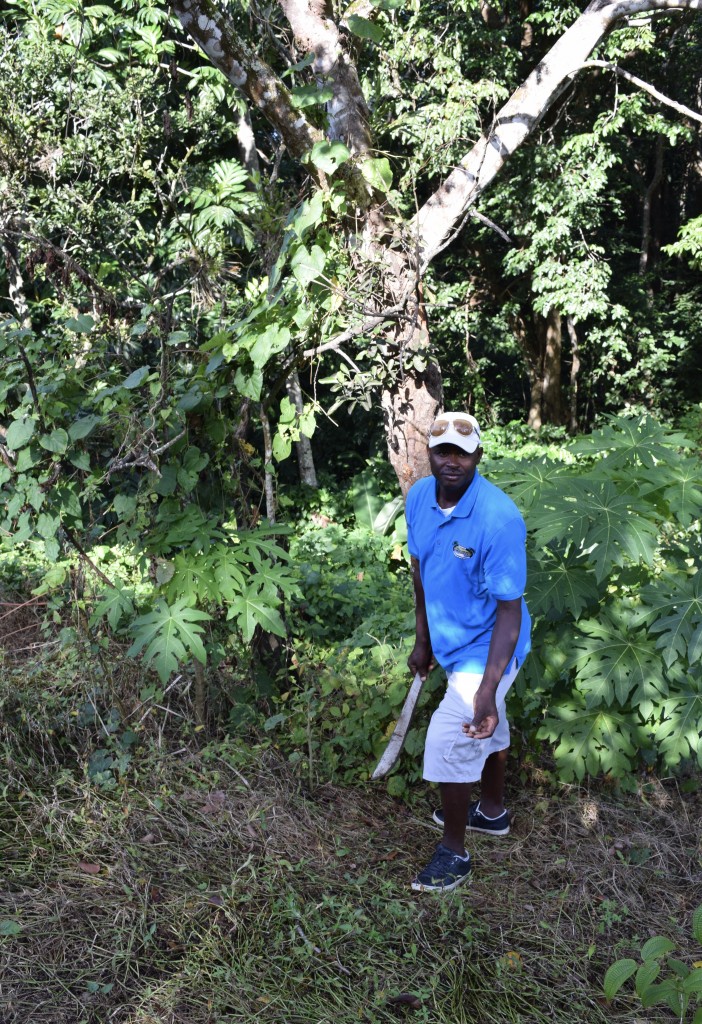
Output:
top-left (427, 412), bottom-right (481, 454)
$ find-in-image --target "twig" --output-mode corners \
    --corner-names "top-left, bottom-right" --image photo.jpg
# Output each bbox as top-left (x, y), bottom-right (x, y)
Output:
top-left (295, 923), bottom-right (321, 953)
top-left (61, 525), bottom-right (115, 588)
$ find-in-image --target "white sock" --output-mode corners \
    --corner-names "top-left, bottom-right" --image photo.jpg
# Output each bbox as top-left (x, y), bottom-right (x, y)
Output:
top-left (476, 801), bottom-right (505, 821)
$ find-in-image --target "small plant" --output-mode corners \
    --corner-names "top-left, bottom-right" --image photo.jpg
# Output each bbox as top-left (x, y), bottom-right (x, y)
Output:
top-left (604, 905), bottom-right (702, 1021)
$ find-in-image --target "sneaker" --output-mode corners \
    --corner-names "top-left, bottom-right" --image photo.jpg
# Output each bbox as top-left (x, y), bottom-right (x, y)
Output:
top-left (411, 843), bottom-right (472, 892)
top-left (432, 800), bottom-right (510, 836)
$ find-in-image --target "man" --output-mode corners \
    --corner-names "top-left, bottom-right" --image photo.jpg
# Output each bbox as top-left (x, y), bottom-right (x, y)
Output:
top-left (406, 411), bottom-right (531, 892)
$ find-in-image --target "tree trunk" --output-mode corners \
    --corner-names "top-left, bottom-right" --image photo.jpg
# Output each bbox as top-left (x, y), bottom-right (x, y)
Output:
top-left (539, 308), bottom-right (563, 425)
top-left (566, 315), bottom-right (580, 434)
top-left (285, 371), bottom-right (318, 488)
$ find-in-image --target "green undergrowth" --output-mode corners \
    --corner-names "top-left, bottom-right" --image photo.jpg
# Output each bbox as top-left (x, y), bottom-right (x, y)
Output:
top-left (1, 655), bottom-right (701, 1024)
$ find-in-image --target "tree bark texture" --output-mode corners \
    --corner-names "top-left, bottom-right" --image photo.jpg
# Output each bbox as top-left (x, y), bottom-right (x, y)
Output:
top-left (285, 371), bottom-right (318, 488)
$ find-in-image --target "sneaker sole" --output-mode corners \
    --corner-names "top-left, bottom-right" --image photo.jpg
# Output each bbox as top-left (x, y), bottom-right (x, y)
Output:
top-left (431, 809), bottom-right (510, 836)
top-left (410, 872), bottom-right (471, 893)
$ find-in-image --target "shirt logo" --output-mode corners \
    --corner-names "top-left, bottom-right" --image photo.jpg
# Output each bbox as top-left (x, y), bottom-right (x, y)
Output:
top-left (453, 542), bottom-right (475, 559)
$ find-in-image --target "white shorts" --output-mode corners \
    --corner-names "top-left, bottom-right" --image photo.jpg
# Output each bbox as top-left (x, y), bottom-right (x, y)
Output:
top-left (422, 659), bottom-right (520, 784)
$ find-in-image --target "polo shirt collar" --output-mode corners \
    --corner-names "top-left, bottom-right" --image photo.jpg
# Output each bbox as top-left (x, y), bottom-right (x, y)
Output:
top-left (432, 470), bottom-right (483, 518)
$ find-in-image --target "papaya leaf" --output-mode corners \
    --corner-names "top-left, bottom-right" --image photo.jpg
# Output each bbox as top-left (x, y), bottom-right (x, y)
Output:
top-left (569, 415), bottom-right (691, 470)
top-left (635, 571), bottom-right (702, 668)
top-left (527, 551), bottom-right (600, 618)
top-left (490, 457), bottom-right (561, 511)
top-left (226, 584), bottom-right (287, 642)
top-left (568, 610), bottom-right (666, 708)
top-left (127, 599), bottom-right (210, 681)
top-left (639, 458), bottom-right (702, 528)
top-left (89, 583), bottom-right (135, 631)
top-left (532, 479), bottom-right (658, 581)
top-left (655, 679), bottom-right (702, 768)
top-left (537, 700), bottom-right (640, 781)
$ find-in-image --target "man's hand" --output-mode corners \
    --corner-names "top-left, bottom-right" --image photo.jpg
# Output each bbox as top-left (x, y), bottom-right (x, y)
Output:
top-left (408, 639), bottom-right (434, 681)
top-left (463, 686), bottom-right (498, 739)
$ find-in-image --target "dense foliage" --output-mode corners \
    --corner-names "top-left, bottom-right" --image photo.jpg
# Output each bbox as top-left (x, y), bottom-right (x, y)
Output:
top-left (1, 0), bottom-right (701, 790)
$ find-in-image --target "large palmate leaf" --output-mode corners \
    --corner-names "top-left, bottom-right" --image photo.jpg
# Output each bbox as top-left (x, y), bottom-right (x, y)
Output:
top-left (531, 478), bottom-right (659, 581)
top-left (654, 458), bottom-right (702, 528)
top-left (527, 550), bottom-right (600, 618)
top-left (226, 583), bottom-right (287, 642)
top-left (655, 678), bottom-right (702, 768)
top-left (568, 610), bottom-right (666, 710)
top-left (128, 599), bottom-right (211, 682)
top-left (569, 415), bottom-right (691, 471)
top-left (635, 571), bottom-right (702, 668)
top-left (490, 457), bottom-right (564, 511)
top-left (537, 700), bottom-right (643, 780)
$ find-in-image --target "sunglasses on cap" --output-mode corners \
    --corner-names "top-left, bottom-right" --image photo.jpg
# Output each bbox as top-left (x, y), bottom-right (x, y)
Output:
top-left (429, 418), bottom-right (477, 438)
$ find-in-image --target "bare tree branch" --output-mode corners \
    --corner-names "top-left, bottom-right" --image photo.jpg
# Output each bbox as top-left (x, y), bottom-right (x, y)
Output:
top-left (580, 59), bottom-right (702, 123)
top-left (169, 0), bottom-right (322, 158)
top-left (412, 0), bottom-right (702, 272)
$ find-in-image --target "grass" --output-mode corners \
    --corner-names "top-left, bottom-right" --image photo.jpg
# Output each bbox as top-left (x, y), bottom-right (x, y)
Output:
top-left (1, 642), bottom-right (701, 1023)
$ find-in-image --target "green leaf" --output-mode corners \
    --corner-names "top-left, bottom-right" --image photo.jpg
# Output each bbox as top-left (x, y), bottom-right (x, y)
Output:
top-left (569, 610), bottom-right (665, 708)
top-left (682, 969), bottom-right (702, 995)
top-left (65, 313), bottom-right (95, 333)
top-left (290, 244), bottom-right (326, 287)
top-left (569, 415), bottom-right (690, 471)
top-left (246, 325), bottom-right (291, 369)
top-left (234, 366), bottom-right (263, 401)
top-left (68, 415), bottom-right (101, 441)
top-left (226, 584), bottom-right (287, 642)
top-left (360, 156), bottom-right (393, 192)
top-left (306, 141), bottom-right (351, 175)
top-left (290, 84), bottom-right (333, 108)
top-left (527, 551), bottom-right (600, 618)
top-left (532, 478), bottom-right (658, 582)
top-left (289, 191), bottom-right (326, 238)
top-left (39, 428), bottom-right (69, 454)
top-left (538, 700), bottom-right (641, 781)
top-left (127, 599), bottom-right (211, 682)
top-left (656, 679), bottom-right (702, 768)
top-left (603, 958), bottom-right (637, 1000)
top-left (635, 959), bottom-right (661, 995)
top-left (372, 496), bottom-right (403, 536)
top-left (692, 905), bottom-right (702, 943)
top-left (369, 0), bottom-right (404, 8)
top-left (640, 936), bottom-right (676, 961)
top-left (0, 920), bottom-right (22, 937)
top-left (89, 583), bottom-right (135, 631)
top-left (346, 14), bottom-right (384, 41)
top-left (350, 468), bottom-right (384, 529)
top-left (122, 366), bottom-right (150, 389)
top-left (5, 417), bottom-right (36, 451)
top-left (272, 432), bottom-right (292, 462)
top-left (635, 571), bottom-right (702, 668)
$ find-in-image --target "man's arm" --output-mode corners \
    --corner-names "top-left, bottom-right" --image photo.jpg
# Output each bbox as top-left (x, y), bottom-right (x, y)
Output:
top-left (407, 556), bottom-right (435, 680)
top-left (465, 597), bottom-right (522, 740)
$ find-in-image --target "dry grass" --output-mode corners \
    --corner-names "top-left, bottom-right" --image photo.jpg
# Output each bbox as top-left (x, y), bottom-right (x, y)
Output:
top-left (1, 734), bottom-right (700, 1024)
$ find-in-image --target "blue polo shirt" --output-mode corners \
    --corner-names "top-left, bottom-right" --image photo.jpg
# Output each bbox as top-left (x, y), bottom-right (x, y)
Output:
top-left (406, 470), bottom-right (531, 673)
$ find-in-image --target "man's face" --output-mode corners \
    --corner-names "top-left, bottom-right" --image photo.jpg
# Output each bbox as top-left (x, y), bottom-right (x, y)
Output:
top-left (428, 443), bottom-right (482, 501)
